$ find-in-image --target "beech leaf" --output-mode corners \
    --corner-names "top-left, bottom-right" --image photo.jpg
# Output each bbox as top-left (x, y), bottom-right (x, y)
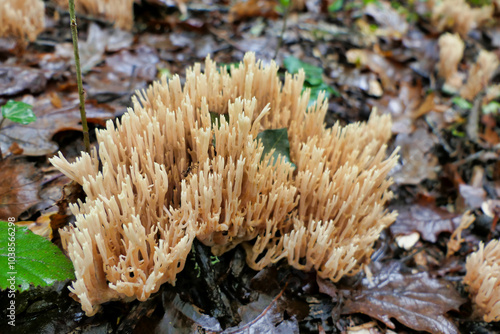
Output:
top-left (330, 262), bottom-right (465, 334)
top-left (389, 203), bottom-right (461, 243)
top-left (256, 128), bottom-right (296, 169)
top-left (0, 221), bottom-right (75, 292)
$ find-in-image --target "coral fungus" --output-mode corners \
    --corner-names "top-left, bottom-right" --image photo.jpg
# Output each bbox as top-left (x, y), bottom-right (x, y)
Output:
top-left (50, 52), bottom-right (398, 316)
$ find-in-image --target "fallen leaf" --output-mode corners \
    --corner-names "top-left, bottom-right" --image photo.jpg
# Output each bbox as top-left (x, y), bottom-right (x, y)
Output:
top-left (345, 49), bottom-right (405, 92)
top-left (321, 261), bottom-right (465, 334)
top-left (364, 2), bottom-right (409, 39)
top-left (458, 184), bottom-right (486, 209)
top-left (0, 158), bottom-right (42, 219)
top-left (16, 211), bottom-right (53, 239)
top-left (256, 128), bottom-right (296, 168)
top-left (105, 45), bottom-right (159, 81)
top-left (369, 81), bottom-right (423, 134)
top-left (0, 65), bottom-right (47, 97)
top-left (229, 0), bottom-right (279, 22)
top-left (392, 127), bottom-right (439, 185)
top-left (412, 92), bottom-right (436, 119)
top-left (390, 203), bottom-right (462, 243)
top-left (225, 288), bottom-right (299, 333)
top-left (0, 93), bottom-right (116, 156)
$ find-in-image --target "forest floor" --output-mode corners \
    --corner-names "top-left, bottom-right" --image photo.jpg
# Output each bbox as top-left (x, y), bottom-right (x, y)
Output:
top-left (1, 0), bottom-right (500, 333)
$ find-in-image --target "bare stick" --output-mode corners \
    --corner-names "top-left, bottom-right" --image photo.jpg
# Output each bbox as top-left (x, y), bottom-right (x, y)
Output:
top-left (68, 0), bottom-right (90, 153)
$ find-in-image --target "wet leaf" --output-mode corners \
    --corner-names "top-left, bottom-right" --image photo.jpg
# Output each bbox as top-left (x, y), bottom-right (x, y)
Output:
top-left (104, 46), bottom-right (159, 81)
top-left (225, 293), bottom-right (299, 333)
top-left (1, 100), bottom-right (36, 125)
top-left (333, 262), bottom-right (465, 334)
top-left (159, 291), bottom-right (222, 333)
top-left (458, 184), bottom-right (486, 209)
top-left (0, 159), bottom-right (42, 219)
top-left (0, 65), bottom-right (47, 97)
top-left (390, 203), bottom-right (462, 243)
top-left (0, 93), bottom-right (116, 156)
top-left (256, 128), bottom-right (296, 168)
top-left (0, 221), bottom-right (75, 292)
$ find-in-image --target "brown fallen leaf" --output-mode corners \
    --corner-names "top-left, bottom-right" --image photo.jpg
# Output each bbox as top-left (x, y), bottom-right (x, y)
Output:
top-left (0, 92), bottom-right (116, 156)
top-left (319, 261), bottom-right (465, 334)
top-left (392, 128), bottom-right (439, 185)
top-left (229, 0), bottom-right (279, 22)
top-left (0, 158), bottom-right (42, 219)
top-left (16, 211), bottom-right (53, 239)
top-left (390, 203), bottom-right (462, 243)
top-left (0, 65), bottom-right (47, 97)
top-left (345, 49), bottom-right (406, 93)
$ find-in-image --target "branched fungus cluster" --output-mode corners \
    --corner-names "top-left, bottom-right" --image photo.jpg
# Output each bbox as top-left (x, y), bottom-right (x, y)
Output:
top-left (464, 240), bottom-right (500, 323)
top-left (50, 52), bottom-right (399, 316)
top-left (0, 0), bottom-right (45, 41)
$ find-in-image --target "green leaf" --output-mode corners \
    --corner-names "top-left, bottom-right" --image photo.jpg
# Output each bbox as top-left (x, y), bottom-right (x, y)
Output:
top-left (307, 81), bottom-right (340, 107)
top-left (157, 68), bottom-right (172, 79)
top-left (452, 97), bottom-right (472, 109)
top-left (284, 56), bottom-right (324, 86)
top-left (279, 0), bottom-right (291, 7)
top-left (328, 0), bottom-right (344, 12)
top-left (210, 112), bottom-right (229, 146)
top-left (219, 62), bottom-right (240, 73)
top-left (256, 128), bottom-right (296, 169)
top-left (483, 101), bottom-right (500, 114)
top-left (0, 221), bottom-right (75, 292)
top-left (210, 112), bottom-right (229, 129)
top-left (1, 100), bottom-right (36, 125)
top-left (283, 57), bottom-right (336, 106)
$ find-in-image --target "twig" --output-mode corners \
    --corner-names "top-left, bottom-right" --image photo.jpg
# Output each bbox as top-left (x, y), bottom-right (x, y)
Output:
top-left (274, 3), bottom-right (290, 60)
top-left (68, 0), bottom-right (90, 154)
top-left (0, 117), bottom-right (6, 160)
top-left (452, 143), bottom-right (500, 166)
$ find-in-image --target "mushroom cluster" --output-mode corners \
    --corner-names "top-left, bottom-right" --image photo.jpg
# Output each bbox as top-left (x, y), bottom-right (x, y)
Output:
top-left (0, 0), bottom-right (45, 41)
top-left (464, 239), bottom-right (500, 323)
top-left (54, 0), bottom-right (135, 30)
top-left (50, 52), bottom-right (398, 316)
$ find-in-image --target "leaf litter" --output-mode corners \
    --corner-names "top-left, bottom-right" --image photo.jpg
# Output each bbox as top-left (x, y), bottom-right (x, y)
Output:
top-left (1, 0), bottom-right (500, 332)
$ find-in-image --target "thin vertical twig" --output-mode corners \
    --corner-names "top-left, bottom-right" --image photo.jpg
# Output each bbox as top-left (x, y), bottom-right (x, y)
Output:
top-left (68, 0), bottom-right (90, 153)
top-left (274, 4), bottom-right (290, 60)
top-left (0, 117), bottom-right (6, 160)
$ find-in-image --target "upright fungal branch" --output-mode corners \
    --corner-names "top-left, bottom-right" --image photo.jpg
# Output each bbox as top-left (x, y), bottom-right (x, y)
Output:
top-left (55, 0), bottom-right (135, 30)
top-left (0, 0), bottom-right (45, 41)
top-left (50, 52), bottom-right (398, 316)
top-left (464, 240), bottom-right (500, 323)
